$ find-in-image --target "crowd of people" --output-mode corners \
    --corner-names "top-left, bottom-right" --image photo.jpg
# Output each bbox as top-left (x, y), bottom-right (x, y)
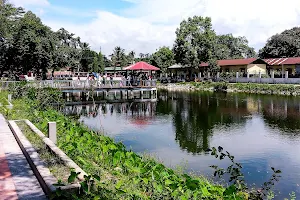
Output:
top-left (82, 72), bottom-right (156, 87)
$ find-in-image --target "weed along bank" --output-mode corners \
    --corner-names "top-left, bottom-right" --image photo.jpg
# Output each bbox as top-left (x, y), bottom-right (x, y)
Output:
top-left (1, 83), bottom-right (300, 199)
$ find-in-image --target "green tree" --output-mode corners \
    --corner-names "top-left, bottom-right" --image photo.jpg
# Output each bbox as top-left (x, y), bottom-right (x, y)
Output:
top-left (135, 52), bottom-right (152, 63)
top-left (96, 52), bottom-right (105, 72)
top-left (151, 46), bottom-right (175, 73)
top-left (110, 46), bottom-right (127, 71)
top-left (53, 28), bottom-right (82, 72)
top-left (215, 34), bottom-right (256, 59)
top-left (0, 0), bottom-right (24, 77)
top-left (103, 55), bottom-right (112, 68)
top-left (127, 50), bottom-right (135, 64)
top-left (173, 16), bottom-right (216, 68)
top-left (258, 27), bottom-right (300, 58)
top-left (10, 11), bottom-right (54, 79)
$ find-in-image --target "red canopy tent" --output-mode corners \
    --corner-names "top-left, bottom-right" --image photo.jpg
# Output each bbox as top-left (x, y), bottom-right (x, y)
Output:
top-left (124, 61), bottom-right (160, 71)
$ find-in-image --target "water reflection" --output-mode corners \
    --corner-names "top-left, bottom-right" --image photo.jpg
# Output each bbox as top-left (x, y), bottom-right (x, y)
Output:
top-left (159, 91), bottom-right (249, 153)
top-left (62, 91), bottom-right (300, 152)
top-left (62, 91), bottom-right (300, 198)
top-left (61, 101), bottom-right (156, 120)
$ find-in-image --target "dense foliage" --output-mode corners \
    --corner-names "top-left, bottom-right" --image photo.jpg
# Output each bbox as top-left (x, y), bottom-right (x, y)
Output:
top-left (259, 27), bottom-right (300, 58)
top-left (172, 16), bottom-right (256, 74)
top-left (0, 0), bottom-right (107, 78)
top-left (0, 0), bottom-right (259, 78)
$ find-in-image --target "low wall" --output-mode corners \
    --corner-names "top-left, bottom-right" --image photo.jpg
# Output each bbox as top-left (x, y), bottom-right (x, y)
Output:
top-left (228, 78), bottom-right (300, 84)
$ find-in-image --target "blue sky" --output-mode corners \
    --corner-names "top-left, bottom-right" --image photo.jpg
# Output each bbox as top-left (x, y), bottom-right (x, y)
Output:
top-left (9, 0), bottom-right (300, 56)
top-left (20, 0), bottom-right (135, 23)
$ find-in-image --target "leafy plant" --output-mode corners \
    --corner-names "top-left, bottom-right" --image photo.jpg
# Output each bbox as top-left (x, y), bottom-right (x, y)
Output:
top-left (207, 146), bottom-right (282, 199)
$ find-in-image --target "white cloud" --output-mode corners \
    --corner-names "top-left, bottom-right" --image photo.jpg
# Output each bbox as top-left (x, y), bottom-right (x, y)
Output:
top-left (11, 0), bottom-right (300, 56)
top-left (44, 11), bottom-right (177, 56)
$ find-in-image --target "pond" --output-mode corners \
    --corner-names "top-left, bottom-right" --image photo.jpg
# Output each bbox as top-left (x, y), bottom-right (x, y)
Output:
top-left (62, 90), bottom-right (300, 199)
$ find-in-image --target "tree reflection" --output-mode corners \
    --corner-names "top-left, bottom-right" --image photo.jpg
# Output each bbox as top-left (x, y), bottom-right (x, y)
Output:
top-left (158, 91), bottom-right (247, 154)
top-left (259, 96), bottom-right (300, 136)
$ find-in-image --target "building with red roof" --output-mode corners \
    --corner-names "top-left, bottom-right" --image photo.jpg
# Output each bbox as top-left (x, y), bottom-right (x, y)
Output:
top-left (200, 57), bottom-right (300, 75)
top-left (168, 57), bottom-right (300, 78)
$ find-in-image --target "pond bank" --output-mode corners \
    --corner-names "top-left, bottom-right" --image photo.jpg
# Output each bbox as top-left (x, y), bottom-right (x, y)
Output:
top-left (157, 82), bottom-right (300, 96)
top-left (0, 90), bottom-right (238, 199)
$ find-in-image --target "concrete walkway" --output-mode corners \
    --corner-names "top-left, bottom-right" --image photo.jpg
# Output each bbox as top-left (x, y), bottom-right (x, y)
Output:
top-left (0, 114), bottom-right (47, 200)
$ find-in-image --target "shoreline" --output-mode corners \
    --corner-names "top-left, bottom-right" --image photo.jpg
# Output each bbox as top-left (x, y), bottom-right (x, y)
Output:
top-left (157, 82), bottom-right (300, 96)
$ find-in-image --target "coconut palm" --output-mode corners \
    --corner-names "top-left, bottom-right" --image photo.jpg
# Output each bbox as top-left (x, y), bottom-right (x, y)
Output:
top-left (110, 46), bottom-right (127, 72)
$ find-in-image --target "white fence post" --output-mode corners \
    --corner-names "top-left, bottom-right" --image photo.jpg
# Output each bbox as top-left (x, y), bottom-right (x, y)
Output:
top-left (48, 122), bottom-right (57, 144)
top-left (8, 94), bottom-right (12, 102)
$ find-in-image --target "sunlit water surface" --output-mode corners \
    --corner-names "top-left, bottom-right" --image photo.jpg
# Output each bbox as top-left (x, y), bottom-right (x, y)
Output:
top-left (63, 91), bottom-right (300, 199)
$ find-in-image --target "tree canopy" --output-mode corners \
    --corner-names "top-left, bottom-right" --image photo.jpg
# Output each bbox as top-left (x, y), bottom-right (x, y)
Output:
top-left (0, 1), bottom-right (260, 78)
top-left (259, 27), bottom-right (300, 58)
top-left (173, 16), bottom-right (256, 70)
top-left (151, 47), bottom-right (175, 73)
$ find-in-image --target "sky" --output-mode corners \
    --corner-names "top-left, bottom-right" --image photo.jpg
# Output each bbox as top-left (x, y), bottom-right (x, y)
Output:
top-left (9, 0), bottom-right (300, 56)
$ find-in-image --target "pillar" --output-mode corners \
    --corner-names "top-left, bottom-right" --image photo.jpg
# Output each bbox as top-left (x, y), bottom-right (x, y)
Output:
top-left (247, 72), bottom-right (250, 79)
top-left (236, 72), bottom-right (239, 79)
top-left (259, 71), bottom-right (261, 79)
top-left (271, 70), bottom-right (275, 79)
top-left (48, 122), bottom-right (57, 144)
top-left (285, 71), bottom-right (289, 79)
top-left (198, 72), bottom-right (201, 79)
top-left (8, 94), bottom-right (12, 102)
top-left (207, 72), bottom-right (210, 79)
top-left (216, 72), bottom-right (220, 79)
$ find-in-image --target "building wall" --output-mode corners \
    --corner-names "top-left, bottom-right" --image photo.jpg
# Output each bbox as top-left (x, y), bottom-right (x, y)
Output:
top-left (270, 65), bottom-right (296, 74)
top-left (247, 64), bottom-right (267, 74)
top-left (220, 65), bottom-right (247, 73)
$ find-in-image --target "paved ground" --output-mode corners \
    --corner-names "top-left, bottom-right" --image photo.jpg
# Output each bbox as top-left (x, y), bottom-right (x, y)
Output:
top-left (0, 114), bottom-right (47, 200)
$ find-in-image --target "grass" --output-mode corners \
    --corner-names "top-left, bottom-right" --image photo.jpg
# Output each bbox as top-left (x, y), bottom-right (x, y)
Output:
top-left (171, 82), bottom-right (300, 96)
top-left (0, 90), bottom-right (235, 199)
top-left (16, 121), bottom-right (73, 184)
top-left (0, 98), bottom-right (7, 106)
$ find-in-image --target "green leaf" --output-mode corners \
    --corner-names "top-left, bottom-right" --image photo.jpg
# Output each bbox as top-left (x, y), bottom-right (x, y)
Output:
top-left (93, 174), bottom-right (100, 181)
top-left (165, 179), bottom-right (173, 185)
top-left (68, 171), bottom-right (77, 183)
top-left (201, 186), bottom-right (211, 197)
top-left (115, 180), bottom-right (123, 189)
top-left (142, 178), bottom-right (149, 184)
top-left (223, 185), bottom-right (237, 196)
top-left (80, 181), bottom-right (89, 193)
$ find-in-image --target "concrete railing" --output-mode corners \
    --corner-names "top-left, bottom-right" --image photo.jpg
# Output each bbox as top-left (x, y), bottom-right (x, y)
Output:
top-left (0, 79), bottom-right (157, 90)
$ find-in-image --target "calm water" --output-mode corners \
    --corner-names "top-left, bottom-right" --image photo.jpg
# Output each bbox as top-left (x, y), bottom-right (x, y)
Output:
top-left (63, 91), bottom-right (300, 198)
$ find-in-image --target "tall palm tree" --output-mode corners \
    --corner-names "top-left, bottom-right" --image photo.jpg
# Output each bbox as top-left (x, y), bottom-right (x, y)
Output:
top-left (110, 46), bottom-right (126, 72)
top-left (128, 50), bottom-right (135, 64)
